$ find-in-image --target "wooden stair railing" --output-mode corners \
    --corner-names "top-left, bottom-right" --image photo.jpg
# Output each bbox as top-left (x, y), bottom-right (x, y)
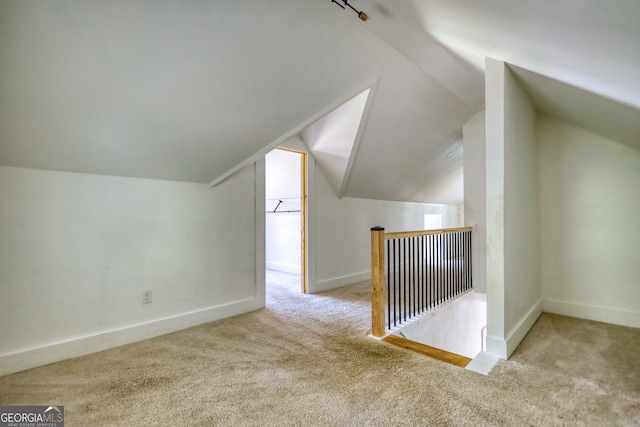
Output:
top-left (370, 226), bottom-right (473, 338)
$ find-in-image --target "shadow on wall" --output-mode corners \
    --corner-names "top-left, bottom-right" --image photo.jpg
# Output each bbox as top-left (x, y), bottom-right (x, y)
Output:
top-left (396, 291), bottom-right (487, 359)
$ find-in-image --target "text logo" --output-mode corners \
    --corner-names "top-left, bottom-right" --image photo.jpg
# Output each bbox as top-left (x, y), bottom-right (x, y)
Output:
top-left (0, 405), bottom-right (64, 427)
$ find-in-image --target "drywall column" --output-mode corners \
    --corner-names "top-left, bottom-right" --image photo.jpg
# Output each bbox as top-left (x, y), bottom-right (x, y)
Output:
top-left (463, 111), bottom-right (487, 294)
top-left (485, 59), bottom-right (542, 359)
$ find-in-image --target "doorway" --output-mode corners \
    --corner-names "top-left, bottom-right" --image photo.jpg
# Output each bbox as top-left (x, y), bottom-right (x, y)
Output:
top-left (265, 147), bottom-right (308, 293)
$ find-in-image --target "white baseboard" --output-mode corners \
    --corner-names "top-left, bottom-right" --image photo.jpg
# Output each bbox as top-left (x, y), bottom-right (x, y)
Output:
top-left (486, 299), bottom-right (542, 360)
top-left (0, 297), bottom-right (262, 376)
top-left (485, 335), bottom-right (508, 360)
top-left (506, 299), bottom-right (542, 357)
top-left (266, 261), bottom-right (301, 275)
top-left (543, 298), bottom-right (640, 329)
top-left (312, 271), bottom-right (370, 293)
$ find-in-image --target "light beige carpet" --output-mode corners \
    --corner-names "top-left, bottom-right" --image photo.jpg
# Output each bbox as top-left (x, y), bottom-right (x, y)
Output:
top-left (1, 271), bottom-right (639, 426)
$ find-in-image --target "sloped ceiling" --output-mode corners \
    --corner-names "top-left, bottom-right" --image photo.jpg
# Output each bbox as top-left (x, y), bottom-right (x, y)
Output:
top-left (1, 0), bottom-right (638, 205)
top-left (300, 89), bottom-right (370, 197)
top-left (0, 1), bottom-right (392, 182)
top-left (413, 0), bottom-right (640, 108)
top-left (509, 65), bottom-right (640, 152)
top-left (343, 50), bottom-right (470, 203)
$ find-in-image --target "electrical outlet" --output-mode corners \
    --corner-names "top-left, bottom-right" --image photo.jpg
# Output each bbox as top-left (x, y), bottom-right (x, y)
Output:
top-left (142, 290), bottom-right (152, 304)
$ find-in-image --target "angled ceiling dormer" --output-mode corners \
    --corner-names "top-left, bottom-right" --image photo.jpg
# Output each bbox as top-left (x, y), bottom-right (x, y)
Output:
top-left (300, 88), bottom-right (371, 198)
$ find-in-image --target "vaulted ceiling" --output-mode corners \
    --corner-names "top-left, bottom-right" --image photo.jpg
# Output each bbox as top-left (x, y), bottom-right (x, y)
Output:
top-left (1, 1), bottom-right (638, 205)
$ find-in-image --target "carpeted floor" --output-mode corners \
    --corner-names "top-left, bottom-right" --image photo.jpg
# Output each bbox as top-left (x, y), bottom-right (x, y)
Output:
top-left (1, 271), bottom-right (639, 426)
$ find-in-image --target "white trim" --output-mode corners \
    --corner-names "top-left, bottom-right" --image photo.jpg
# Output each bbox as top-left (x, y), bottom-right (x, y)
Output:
top-left (266, 262), bottom-right (301, 275)
top-left (505, 299), bottom-right (542, 357)
top-left (486, 298), bottom-right (542, 360)
top-left (543, 298), bottom-right (640, 329)
top-left (306, 153), bottom-right (316, 293)
top-left (0, 297), bottom-right (262, 376)
top-left (255, 158), bottom-right (266, 305)
top-left (485, 335), bottom-right (507, 360)
top-left (312, 271), bottom-right (370, 293)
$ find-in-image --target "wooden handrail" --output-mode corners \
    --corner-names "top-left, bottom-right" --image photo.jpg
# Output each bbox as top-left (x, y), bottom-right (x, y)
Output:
top-left (370, 226), bottom-right (474, 338)
top-left (383, 226), bottom-right (472, 240)
top-left (371, 227), bottom-right (386, 337)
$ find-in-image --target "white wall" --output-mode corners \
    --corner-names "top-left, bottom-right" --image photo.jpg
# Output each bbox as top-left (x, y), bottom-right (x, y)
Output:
top-left (463, 111), bottom-right (487, 293)
top-left (0, 164), bottom-right (263, 375)
top-left (278, 135), bottom-right (460, 293)
top-left (485, 59), bottom-right (542, 359)
top-left (265, 149), bottom-right (301, 274)
top-left (312, 158), bottom-right (459, 292)
top-left (538, 115), bottom-right (640, 327)
top-left (399, 291), bottom-right (487, 359)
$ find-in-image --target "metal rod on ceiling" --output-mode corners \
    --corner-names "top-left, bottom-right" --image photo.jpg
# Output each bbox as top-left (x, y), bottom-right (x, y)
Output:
top-left (331, 0), bottom-right (368, 21)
